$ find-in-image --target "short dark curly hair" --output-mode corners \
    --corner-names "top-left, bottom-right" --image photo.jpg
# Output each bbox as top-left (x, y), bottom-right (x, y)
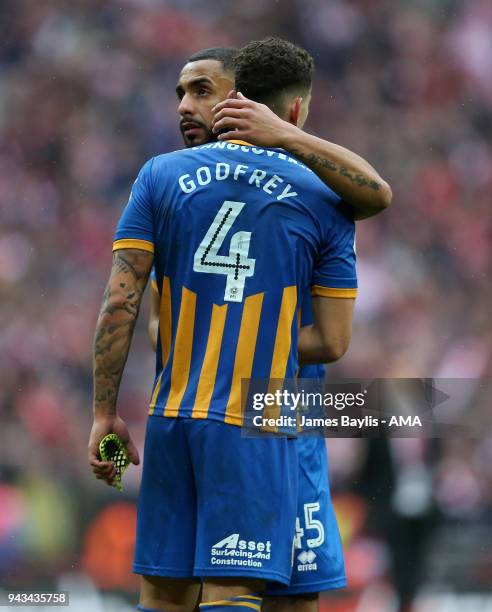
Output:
top-left (187, 47), bottom-right (238, 74)
top-left (234, 37), bottom-right (314, 111)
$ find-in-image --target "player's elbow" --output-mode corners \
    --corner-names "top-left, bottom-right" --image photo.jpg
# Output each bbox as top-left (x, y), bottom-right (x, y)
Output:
top-left (365, 177), bottom-right (393, 215)
top-left (353, 179), bottom-right (392, 220)
top-left (377, 179), bottom-right (393, 210)
top-left (318, 335), bottom-right (351, 363)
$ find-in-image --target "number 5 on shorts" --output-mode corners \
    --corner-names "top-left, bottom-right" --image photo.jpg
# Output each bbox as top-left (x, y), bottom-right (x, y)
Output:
top-left (193, 200), bottom-right (256, 303)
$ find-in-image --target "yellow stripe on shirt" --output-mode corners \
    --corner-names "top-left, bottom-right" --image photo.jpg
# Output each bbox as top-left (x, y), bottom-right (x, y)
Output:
top-left (112, 238), bottom-right (154, 253)
top-left (226, 139), bottom-right (254, 146)
top-left (148, 276), bottom-right (172, 416)
top-left (148, 371), bottom-right (163, 414)
top-left (164, 287), bottom-right (196, 417)
top-left (312, 285), bottom-right (357, 298)
top-left (224, 292), bottom-right (264, 426)
top-left (263, 285), bottom-right (298, 427)
top-left (192, 303), bottom-right (228, 419)
top-left (159, 276), bottom-right (172, 369)
top-left (270, 285), bottom-right (298, 380)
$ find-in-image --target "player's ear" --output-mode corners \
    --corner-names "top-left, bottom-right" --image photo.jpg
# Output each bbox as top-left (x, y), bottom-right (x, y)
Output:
top-left (288, 96), bottom-right (303, 127)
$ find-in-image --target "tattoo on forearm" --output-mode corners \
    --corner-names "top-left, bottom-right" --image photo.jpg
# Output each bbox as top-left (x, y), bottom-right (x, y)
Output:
top-left (290, 149), bottom-right (381, 191)
top-left (339, 166), bottom-right (380, 190)
top-left (93, 249), bottom-right (152, 413)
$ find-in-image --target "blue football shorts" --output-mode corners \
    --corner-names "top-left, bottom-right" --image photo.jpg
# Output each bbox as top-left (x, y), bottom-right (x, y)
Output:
top-left (265, 436), bottom-right (346, 596)
top-left (133, 416), bottom-right (298, 586)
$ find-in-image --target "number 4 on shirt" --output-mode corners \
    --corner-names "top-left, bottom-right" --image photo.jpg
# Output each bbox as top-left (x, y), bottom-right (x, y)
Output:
top-left (193, 200), bottom-right (256, 303)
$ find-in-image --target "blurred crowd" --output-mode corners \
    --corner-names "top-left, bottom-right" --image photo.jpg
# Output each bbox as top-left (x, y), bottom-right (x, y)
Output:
top-left (1, 0), bottom-right (491, 608)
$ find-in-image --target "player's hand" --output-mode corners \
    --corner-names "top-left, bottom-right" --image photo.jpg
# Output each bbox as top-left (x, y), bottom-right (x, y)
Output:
top-left (212, 91), bottom-right (296, 148)
top-left (88, 415), bottom-right (140, 487)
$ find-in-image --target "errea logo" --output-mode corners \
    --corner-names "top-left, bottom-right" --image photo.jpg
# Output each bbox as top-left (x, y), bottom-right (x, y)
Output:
top-left (298, 550), bottom-right (316, 564)
top-left (297, 549), bottom-right (317, 572)
top-left (212, 533), bottom-right (271, 554)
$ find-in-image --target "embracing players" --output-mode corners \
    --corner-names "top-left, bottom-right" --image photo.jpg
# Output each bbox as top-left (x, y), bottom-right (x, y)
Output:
top-left (147, 42), bottom-right (390, 612)
top-left (89, 38), bottom-right (390, 612)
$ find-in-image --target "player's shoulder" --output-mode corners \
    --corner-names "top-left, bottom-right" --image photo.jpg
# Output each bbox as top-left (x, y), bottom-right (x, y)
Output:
top-left (151, 144), bottom-right (219, 173)
top-left (150, 147), bottom-right (195, 167)
top-left (138, 148), bottom-right (199, 188)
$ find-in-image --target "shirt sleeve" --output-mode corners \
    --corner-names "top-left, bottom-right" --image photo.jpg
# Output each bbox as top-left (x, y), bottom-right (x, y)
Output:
top-left (312, 202), bottom-right (357, 298)
top-left (113, 158), bottom-right (155, 254)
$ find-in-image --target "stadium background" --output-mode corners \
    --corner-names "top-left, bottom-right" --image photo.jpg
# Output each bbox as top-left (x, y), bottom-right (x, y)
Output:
top-left (1, 0), bottom-right (491, 610)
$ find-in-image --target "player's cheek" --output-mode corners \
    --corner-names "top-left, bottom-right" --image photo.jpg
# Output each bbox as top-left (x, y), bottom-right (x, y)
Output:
top-left (202, 105), bottom-right (216, 127)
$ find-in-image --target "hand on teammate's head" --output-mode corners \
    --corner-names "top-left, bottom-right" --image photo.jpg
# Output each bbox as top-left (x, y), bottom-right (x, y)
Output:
top-left (211, 92), bottom-right (292, 149)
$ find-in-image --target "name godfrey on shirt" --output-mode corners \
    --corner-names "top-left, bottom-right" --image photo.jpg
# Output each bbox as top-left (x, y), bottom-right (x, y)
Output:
top-left (177, 140), bottom-right (312, 201)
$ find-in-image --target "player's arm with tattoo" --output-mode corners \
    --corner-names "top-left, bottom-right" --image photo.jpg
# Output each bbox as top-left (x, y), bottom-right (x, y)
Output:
top-left (88, 248), bottom-right (153, 485)
top-left (212, 93), bottom-right (392, 220)
top-left (283, 130), bottom-right (391, 220)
